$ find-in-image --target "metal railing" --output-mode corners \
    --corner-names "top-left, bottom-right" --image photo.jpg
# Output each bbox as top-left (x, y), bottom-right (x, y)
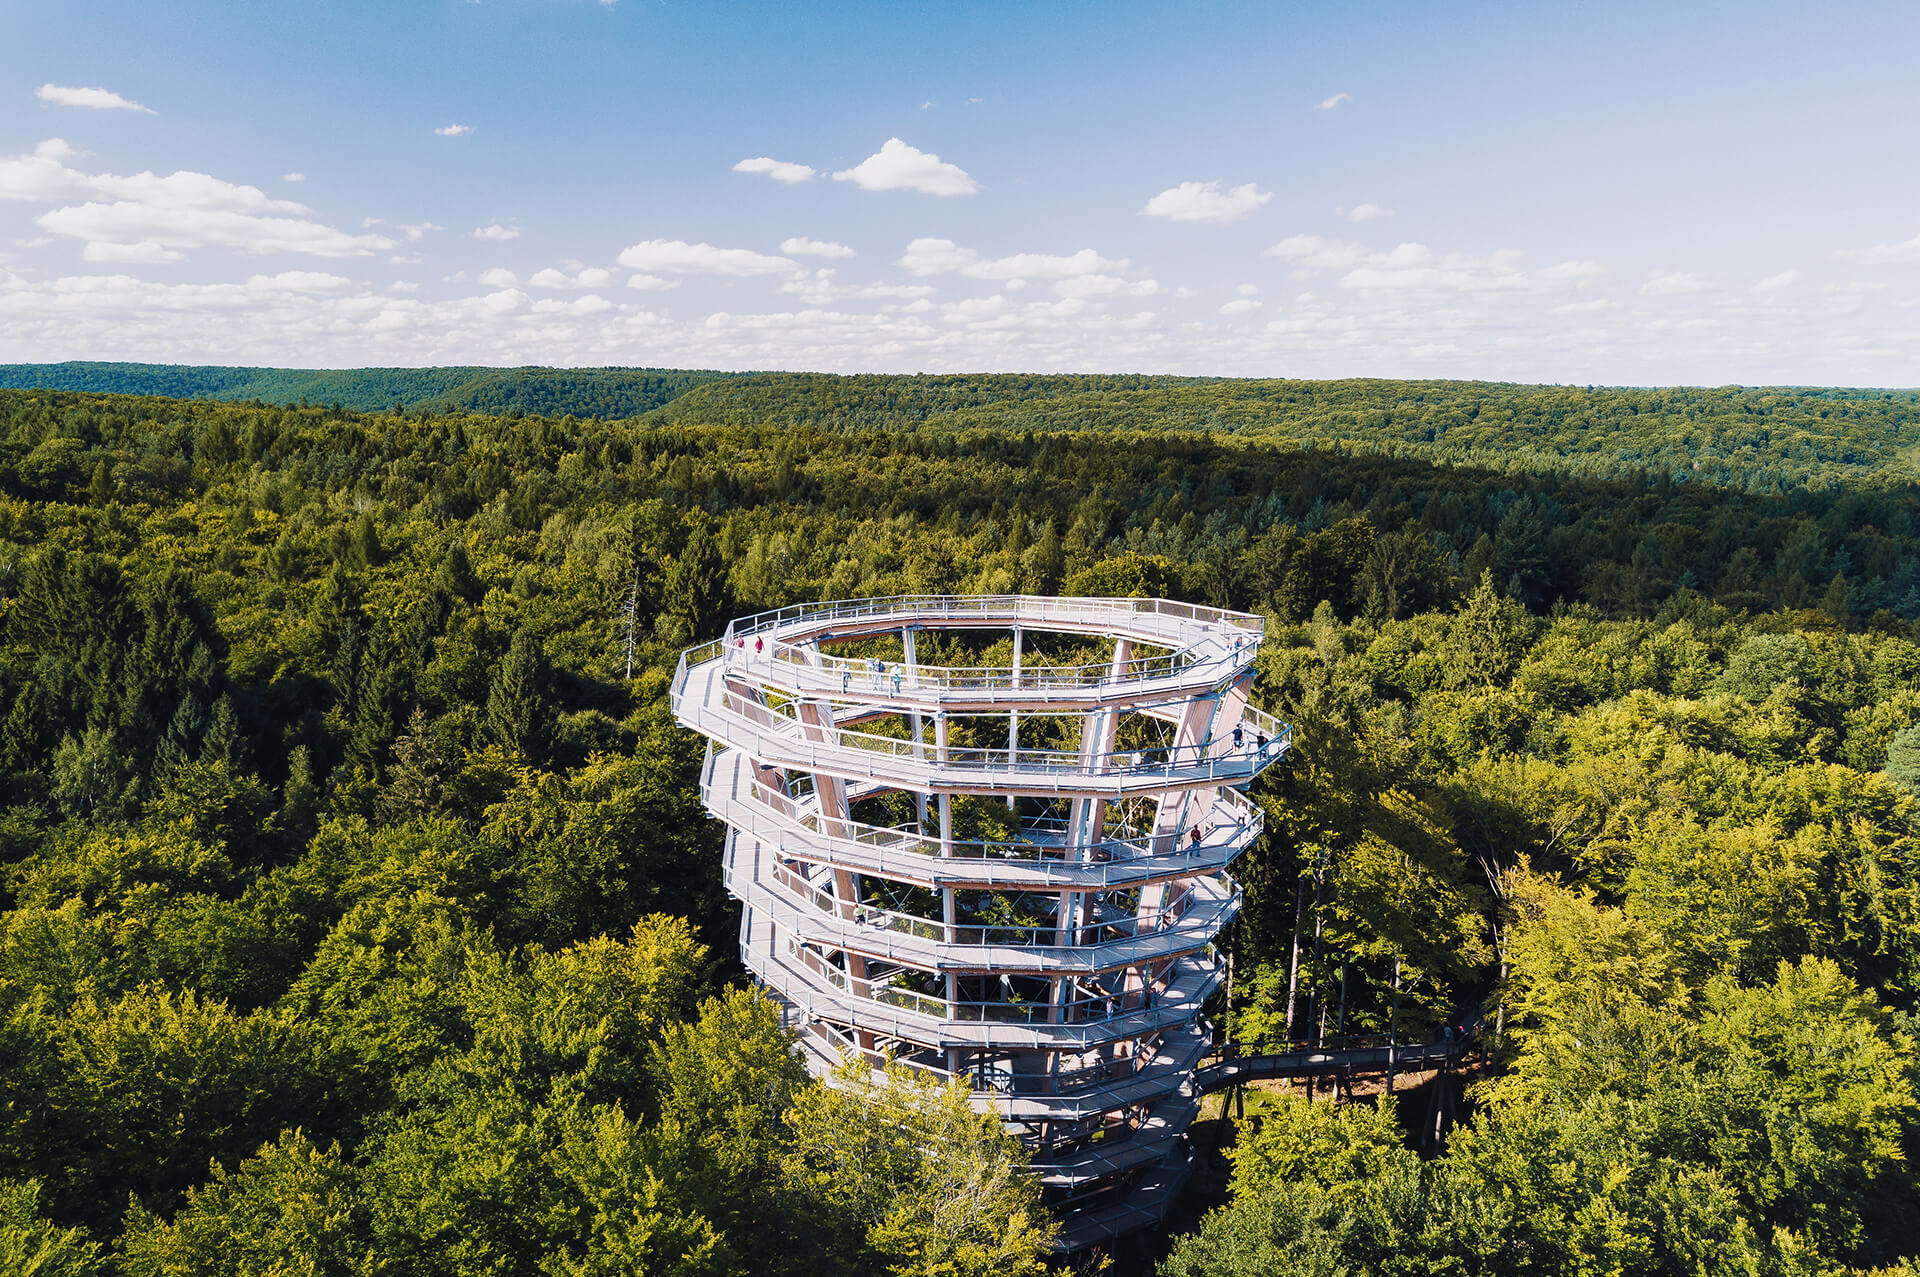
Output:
top-left (695, 680), bottom-right (1291, 786)
top-left (764, 858), bottom-right (1234, 950)
top-left (784, 941), bottom-right (1209, 1027)
top-left (729, 756), bottom-right (1263, 867)
top-left (722, 594), bottom-right (1264, 646)
top-left (732, 634), bottom-right (1239, 696)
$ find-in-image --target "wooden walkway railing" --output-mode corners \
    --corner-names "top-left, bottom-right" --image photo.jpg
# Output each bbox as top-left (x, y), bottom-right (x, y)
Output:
top-left (1193, 1033), bottom-right (1476, 1093)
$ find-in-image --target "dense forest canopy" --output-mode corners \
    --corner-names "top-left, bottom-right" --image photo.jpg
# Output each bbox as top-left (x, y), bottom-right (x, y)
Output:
top-left (0, 372), bottom-right (1912, 1275)
top-left (7, 363), bottom-right (1920, 492)
top-left (0, 362), bottom-right (741, 420)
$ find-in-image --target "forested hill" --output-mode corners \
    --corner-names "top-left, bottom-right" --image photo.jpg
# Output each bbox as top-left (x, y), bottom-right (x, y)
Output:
top-left (0, 361), bottom-right (739, 419)
top-left (651, 374), bottom-right (1920, 493)
top-left (6, 363), bottom-right (1919, 492)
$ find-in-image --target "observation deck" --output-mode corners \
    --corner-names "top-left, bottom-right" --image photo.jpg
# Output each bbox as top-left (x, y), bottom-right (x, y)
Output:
top-left (671, 594), bottom-right (1289, 1248)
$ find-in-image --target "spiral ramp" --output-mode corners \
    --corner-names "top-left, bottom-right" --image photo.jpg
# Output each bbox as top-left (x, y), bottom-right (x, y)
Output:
top-left (670, 596), bottom-right (1289, 1250)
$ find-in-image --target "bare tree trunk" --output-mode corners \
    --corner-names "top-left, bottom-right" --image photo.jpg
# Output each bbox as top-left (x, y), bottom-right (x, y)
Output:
top-left (1386, 958), bottom-right (1401, 1095)
top-left (1224, 943), bottom-right (1235, 1030)
top-left (1306, 850), bottom-right (1328, 1046)
top-left (1334, 962), bottom-right (1349, 1039)
top-left (1283, 858), bottom-right (1310, 1040)
top-left (621, 574), bottom-right (641, 680)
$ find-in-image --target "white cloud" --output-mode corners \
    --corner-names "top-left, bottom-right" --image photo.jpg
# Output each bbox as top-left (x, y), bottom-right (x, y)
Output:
top-left (1836, 230), bottom-right (1920, 266)
top-left (249, 271), bottom-right (354, 293)
top-left (1262, 235), bottom-right (1367, 271)
top-left (833, 138), bottom-right (976, 197)
top-left (37, 84), bottom-right (154, 114)
top-left (474, 224), bottom-right (520, 241)
top-left (781, 236), bottom-right (854, 258)
top-left (399, 221), bottom-right (442, 242)
top-left (616, 238), bottom-right (797, 276)
top-left (0, 141), bottom-right (396, 260)
top-left (435, 124), bottom-right (473, 137)
top-left (1266, 234), bottom-right (1599, 294)
top-left (1751, 270), bottom-right (1801, 293)
top-left (897, 237), bottom-right (1126, 280)
top-left (626, 273), bottom-right (679, 290)
top-left (282, 172), bottom-right (306, 183)
top-left (528, 266), bottom-right (613, 289)
top-left (734, 156), bottom-right (816, 184)
top-left (1315, 92), bottom-right (1352, 111)
top-left (532, 295), bottom-right (613, 316)
top-left (83, 240), bottom-right (181, 265)
top-left (1535, 260), bottom-right (1603, 283)
top-left (1551, 298), bottom-right (1614, 314)
top-left (1642, 269), bottom-right (1714, 295)
top-left (1236, 283), bottom-right (1259, 296)
top-left (780, 268), bottom-right (838, 304)
top-left (388, 280), bottom-right (420, 294)
top-left (1345, 202), bottom-right (1392, 222)
top-left (478, 267), bottom-right (518, 286)
top-left (1219, 298), bottom-right (1263, 315)
top-left (1141, 181), bottom-right (1272, 225)
top-left (1051, 274), bottom-right (1160, 298)
top-left (855, 283), bottom-right (936, 300)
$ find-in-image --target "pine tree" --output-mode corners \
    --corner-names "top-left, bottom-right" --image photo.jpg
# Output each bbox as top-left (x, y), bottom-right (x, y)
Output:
top-left (279, 744), bottom-right (320, 838)
top-left (87, 459), bottom-right (113, 507)
top-left (1453, 568), bottom-right (1526, 687)
top-left (665, 524), bottom-right (729, 639)
top-left (486, 627), bottom-right (554, 760)
top-left (1886, 727), bottom-right (1920, 798)
top-left (379, 708), bottom-right (447, 822)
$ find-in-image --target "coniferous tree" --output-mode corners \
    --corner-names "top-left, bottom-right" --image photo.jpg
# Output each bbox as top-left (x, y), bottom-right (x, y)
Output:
top-left (1886, 726), bottom-right (1920, 797)
top-left (486, 628), bottom-right (554, 760)
top-left (666, 524), bottom-right (729, 639)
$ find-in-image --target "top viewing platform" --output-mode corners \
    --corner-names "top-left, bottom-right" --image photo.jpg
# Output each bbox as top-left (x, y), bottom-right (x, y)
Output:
top-left (686, 594), bottom-right (1266, 712)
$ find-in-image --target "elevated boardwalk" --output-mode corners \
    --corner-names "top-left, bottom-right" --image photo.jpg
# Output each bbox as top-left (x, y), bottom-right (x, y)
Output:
top-left (1193, 1035), bottom-right (1475, 1092)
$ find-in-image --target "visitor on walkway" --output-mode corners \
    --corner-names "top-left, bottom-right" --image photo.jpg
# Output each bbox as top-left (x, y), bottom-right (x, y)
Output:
top-left (1231, 724), bottom-right (1244, 750)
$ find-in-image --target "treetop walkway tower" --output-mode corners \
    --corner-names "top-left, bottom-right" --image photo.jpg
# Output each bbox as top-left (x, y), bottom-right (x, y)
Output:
top-left (671, 595), bottom-right (1288, 1249)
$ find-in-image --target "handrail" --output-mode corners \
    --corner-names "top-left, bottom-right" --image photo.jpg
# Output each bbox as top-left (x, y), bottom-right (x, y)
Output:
top-left (786, 941), bottom-right (1208, 1026)
top-left (721, 594), bottom-right (1265, 646)
top-left (765, 858), bottom-right (1236, 951)
top-left (1191, 1025), bottom-right (1484, 1090)
top-left (675, 637), bottom-right (1291, 765)
top-left (734, 753), bottom-right (1264, 867)
top-left (704, 682), bottom-right (1291, 784)
top-left (684, 594), bottom-right (1270, 703)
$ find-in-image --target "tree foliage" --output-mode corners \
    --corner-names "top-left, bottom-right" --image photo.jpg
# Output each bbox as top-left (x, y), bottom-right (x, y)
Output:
top-left (0, 375), bottom-right (1906, 1272)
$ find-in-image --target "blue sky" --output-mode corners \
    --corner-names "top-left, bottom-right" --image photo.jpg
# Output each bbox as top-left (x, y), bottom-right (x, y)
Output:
top-left (4, 0), bottom-right (1919, 384)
